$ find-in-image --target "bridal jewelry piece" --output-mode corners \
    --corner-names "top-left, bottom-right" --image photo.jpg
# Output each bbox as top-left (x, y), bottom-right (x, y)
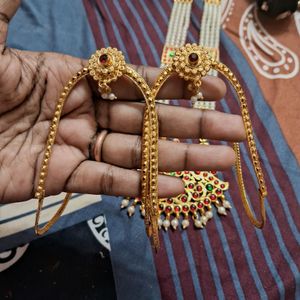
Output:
top-left (123, 0), bottom-right (232, 231)
top-left (124, 44), bottom-right (267, 232)
top-left (35, 44), bottom-right (267, 250)
top-left (35, 47), bottom-right (160, 248)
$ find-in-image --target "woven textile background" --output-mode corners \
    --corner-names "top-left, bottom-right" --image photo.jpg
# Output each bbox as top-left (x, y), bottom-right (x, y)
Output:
top-left (1, 0), bottom-right (300, 299)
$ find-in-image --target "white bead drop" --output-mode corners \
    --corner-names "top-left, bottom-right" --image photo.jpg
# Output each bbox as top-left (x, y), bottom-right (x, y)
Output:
top-left (182, 219), bottom-right (190, 229)
top-left (206, 210), bottom-right (213, 219)
top-left (201, 215), bottom-right (208, 225)
top-left (158, 218), bottom-right (163, 229)
top-left (163, 219), bottom-right (171, 231)
top-left (217, 206), bottom-right (227, 215)
top-left (108, 93), bottom-right (116, 100)
top-left (101, 93), bottom-right (108, 99)
top-left (127, 205), bottom-right (135, 216)
top-left (223, 200), bottom-right (232, 209)
top-left (191, 96), bottom-right (198, 103)
top-left (120, 199), bottom-right (129, 208)
top-left (194, 219), bottom-right (203, 228)
top-left (171, 218), bottom-right (179, 229)
top-left (141, 209), bottom-right (145, 217)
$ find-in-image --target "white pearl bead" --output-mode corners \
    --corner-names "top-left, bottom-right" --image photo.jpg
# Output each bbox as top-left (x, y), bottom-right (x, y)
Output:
top-left (120, 199), bottom-right (129, 208)
top-left (218, 206), bottom-right (227, 215)
top-left (127, 206), bottom-right (135, 216)
top-left (191, 96), bottom-right (197, 102)
top-left (194, 219), bottom-right (203, 228)
top-left (223, 200), bottom-right (232, 209)
top-left (182, 219), bottom-right (190, 229)
top-left (101, 93), bottom-right (108, 99)
top-left (163, 219), bottom-right (170, 231)
top-left (108, 93), bottom-right (116, 100)
top-left (201, 215), bottom-right (208, 225)
top-left (171, 218), bottom-right (179, 229)
top-left (141, 209), bottom-right (145, 217)
top-left (206, 210), bottom-right (213, 219)
top-left (158, 218), bottom-right (163, 228)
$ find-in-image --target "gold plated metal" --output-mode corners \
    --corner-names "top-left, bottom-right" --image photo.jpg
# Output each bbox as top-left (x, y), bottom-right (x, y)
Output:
top-left (35, 44), bottom-right (267, 249)
top-left (35, 47), bottom-right (160, 248)
top-left (124, 44), bottom-right (267, 231)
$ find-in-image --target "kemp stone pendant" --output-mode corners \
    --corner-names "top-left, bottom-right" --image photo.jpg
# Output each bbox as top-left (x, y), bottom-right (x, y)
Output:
top-left (121, 170), bottom-right (230, 230)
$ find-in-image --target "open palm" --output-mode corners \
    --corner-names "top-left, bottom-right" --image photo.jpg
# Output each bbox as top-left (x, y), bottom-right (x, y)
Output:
top-left (0, 1), bottom-right (246, 204)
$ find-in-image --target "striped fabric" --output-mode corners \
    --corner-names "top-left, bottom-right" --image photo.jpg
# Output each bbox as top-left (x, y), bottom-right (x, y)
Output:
top-left (3, 0), bottom-right (299, 299)
top-left (83, 1), bottom-right (300, 299)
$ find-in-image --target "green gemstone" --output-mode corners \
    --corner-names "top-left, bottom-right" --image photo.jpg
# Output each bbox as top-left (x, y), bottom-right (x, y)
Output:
top-left (206, 184), bottom-right (213, 191)
top-left (168, 51), bottom-right (175, 58)
top-left (170, 172), bottom-right (175, 176)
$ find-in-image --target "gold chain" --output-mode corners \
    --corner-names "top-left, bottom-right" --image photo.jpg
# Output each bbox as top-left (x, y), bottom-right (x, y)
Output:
top-left (35, 67), bottom-right (89, 235)
top-left (214, 62), bottom-right (267, 227)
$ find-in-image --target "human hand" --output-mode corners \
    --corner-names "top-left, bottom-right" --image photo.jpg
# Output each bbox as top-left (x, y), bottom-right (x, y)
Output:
top-left (0, 0), bottom-right (245, 204)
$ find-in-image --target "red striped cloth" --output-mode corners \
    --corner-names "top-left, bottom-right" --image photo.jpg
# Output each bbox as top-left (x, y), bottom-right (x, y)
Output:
top-left (83, 0), bottom-right (300, 299)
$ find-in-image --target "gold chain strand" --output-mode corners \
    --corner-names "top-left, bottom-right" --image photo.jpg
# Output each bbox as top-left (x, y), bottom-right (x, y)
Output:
top-left (233, 143), bottom-right (266, 228)
top-left (35, 68), bottom-right (89, 235)
top-left (213, 61), bottom-right (267, 227)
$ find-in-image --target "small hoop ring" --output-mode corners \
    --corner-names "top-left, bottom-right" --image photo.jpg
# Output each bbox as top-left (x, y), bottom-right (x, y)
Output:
top-left (93, 130), bottom-right (108, 162)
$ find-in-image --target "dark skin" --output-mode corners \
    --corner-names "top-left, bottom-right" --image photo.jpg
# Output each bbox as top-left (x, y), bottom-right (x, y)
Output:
top-left (0, 0), bottom-right (246, 204)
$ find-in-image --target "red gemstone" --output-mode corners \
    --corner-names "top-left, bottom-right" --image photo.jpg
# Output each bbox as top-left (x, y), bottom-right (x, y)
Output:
top-left (183, 205), bottom-right (189, 212)
top-left (176, 171), bottom-right (182, 175)
top-left (197, 186), bottom-right (202, 192)
top-left (193, 192), bottom-right (198, 199)
top-left (174, 206), bottom-right (181, 212)
top-left (216, 188), bottom-right (222, 195)
top-left (184, 176), bottom-right (189, 180)
top-left (221, 184), bottom-right (225, 189)
top-left (211, 171), bottom-right (217, 175)
top-left (189, 52), bottom-right (199, 63)
top-left (214, 180), bottom-right (219, 184)
top-left (210, 194), bottom-right (217, 201)
top-left (167, 198), bottom-right (173, 204)
top-left (188, 183), bottom-right (194, 189)
top-left (184, 171), bottom-right (189, 174)
top-left (99, 54), bottom-right (108, 64)
top-left (165, 206), bottom-right (172, 213)
top-left (209, 176), bottom-right (213, 180)
top-left (198, 202), bottom-right (204, 209)
top-left (195, 171), bottom-right (201, 175)
top-left (204, 199), bottom-right (210, 205)
top-left (190, 204), bottom-right (196, 211)
top-left (159, 204), bottom-right (164, 210)
top-left (181, 196), bottom-right (188, 202)
top-left (203, 173), bottom-right (208, 177)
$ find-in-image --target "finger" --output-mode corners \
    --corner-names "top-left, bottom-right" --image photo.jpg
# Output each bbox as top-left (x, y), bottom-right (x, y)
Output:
top-left (105, 66), bottom-right (226, 101)
top-left (97, 101), bottom-right (246, 142)
top-left (65, 160), bottom-right (185, 198)
top-left (102, 133), bottom-right (236, 172)
top-left (0, 0), bottom-right (20, 51)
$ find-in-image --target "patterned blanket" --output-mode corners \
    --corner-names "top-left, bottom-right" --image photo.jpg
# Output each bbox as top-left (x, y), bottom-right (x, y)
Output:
top-left (1, 0), bottom-right (299, 299)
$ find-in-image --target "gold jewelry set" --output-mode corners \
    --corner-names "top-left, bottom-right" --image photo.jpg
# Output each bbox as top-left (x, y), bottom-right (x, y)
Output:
top-left (35, 42), bottom-right (267, 250)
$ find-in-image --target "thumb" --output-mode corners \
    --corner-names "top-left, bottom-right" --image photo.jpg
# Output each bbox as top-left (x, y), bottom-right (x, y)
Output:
top-left (0, 0), bottom-right (21, 52)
